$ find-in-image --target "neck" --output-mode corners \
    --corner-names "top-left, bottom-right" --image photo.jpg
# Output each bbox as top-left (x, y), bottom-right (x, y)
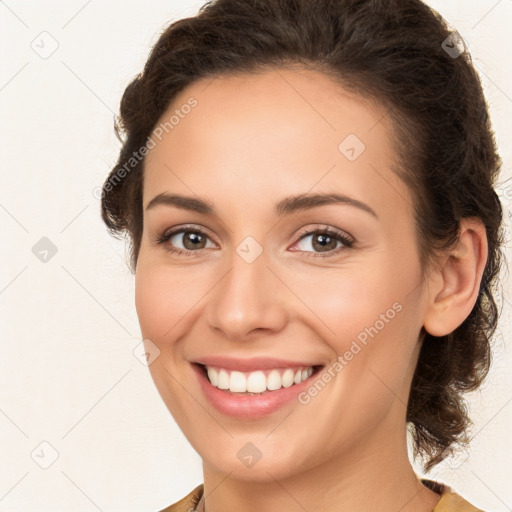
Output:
top-left (200, 409), bottom-right (442, 512)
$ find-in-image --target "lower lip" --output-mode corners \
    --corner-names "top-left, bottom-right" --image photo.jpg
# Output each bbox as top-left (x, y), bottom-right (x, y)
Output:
top-left (192, 363), bottom-right (322, 419)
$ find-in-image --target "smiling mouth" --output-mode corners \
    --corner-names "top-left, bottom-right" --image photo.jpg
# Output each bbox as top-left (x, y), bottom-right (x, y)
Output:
top-left (195, 363), bottom-right (324, 395)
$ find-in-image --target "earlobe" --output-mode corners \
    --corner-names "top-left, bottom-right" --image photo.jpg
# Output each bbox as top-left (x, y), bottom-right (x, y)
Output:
top-left (422, 217), bottom-right (488, 338)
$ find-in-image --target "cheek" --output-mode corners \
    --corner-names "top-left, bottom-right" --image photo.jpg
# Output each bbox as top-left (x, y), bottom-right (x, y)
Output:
top-left (288, 268), bottom-right (420, 452)
top-left (135, 266), bottom-right (168, 340)
top-left (287, 261), bottom-right (396, 345)
top-left (134, 260), bottom-right (205, 421)
top-left (134, 259), bottom-right (205, 342)
top-left (289, 257), bottom-right (421, 381)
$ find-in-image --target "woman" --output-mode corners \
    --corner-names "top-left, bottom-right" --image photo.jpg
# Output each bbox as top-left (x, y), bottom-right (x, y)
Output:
top-left (100, 0), bottom-right (504, 510)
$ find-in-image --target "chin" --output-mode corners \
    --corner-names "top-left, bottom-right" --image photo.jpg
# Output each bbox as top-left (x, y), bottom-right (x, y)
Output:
top-left (197, 438), bottom-right (313, 483)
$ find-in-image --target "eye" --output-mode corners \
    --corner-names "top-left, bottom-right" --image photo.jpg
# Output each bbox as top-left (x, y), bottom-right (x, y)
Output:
top-left (155, 225), bottom-right (216, 255)
top-left (290, 226), bottom-right (354, 257)
top-left (154, 224), bottom-right (355, 258)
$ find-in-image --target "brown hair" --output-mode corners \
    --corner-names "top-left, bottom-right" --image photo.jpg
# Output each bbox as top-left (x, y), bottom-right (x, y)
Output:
top-left (101, 0), bottom-right (505, 471)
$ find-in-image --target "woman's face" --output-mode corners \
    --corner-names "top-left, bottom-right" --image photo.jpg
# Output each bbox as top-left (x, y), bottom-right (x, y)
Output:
top-left (135, 67), bottom-right (432, 481)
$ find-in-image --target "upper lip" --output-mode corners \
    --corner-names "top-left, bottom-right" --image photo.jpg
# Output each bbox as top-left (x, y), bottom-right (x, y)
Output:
top-left (192, 356), bottom-right (323, 372)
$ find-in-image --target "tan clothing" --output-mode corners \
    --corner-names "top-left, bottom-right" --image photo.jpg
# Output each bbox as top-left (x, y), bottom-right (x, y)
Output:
top-left (158, 478), bottom-right (486, 511)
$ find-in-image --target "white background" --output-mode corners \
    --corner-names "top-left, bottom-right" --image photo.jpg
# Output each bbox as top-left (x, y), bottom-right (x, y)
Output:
top-left (0, 1), bottom-right (511, 510)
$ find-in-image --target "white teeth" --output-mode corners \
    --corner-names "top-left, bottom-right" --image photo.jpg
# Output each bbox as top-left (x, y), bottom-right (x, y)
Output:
top-left (229, 371), bottom-right (247, 392)
top-left (217, 369), bottom-right (230, 390)
top-left (204, 365), bottom-right (316, 393)
top-left (267, 369), bottom-right (282, 390)
top-left (281, 368), bottom-right (295, 388)
top-left (207, 367), bottom-right (218, 387)
top-left (247, 371), bottom-right (267, 393)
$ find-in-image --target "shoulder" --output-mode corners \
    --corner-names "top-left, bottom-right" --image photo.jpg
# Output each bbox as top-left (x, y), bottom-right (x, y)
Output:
top-left (158, 484), bottom-right (204, 512)
top-left (422, 479), bottom-right (487, 512)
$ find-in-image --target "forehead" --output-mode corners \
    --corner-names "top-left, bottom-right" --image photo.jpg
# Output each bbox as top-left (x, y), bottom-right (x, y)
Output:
top-left (143, 67), bottom-right (413, 226)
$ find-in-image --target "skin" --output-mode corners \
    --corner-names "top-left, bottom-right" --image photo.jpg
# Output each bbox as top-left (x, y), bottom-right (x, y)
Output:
top-left (135, 67), bottom-right (488, 512)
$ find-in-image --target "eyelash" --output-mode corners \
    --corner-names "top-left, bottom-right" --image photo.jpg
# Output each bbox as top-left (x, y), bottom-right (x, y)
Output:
top-left (154, 224), bottom-right (355, 258)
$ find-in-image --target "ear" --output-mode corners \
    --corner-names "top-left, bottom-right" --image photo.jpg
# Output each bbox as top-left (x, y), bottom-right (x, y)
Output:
top-left (422, 217), bottom-right (488, 337)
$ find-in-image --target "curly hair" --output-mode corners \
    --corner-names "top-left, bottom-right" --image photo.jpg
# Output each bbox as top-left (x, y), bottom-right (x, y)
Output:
top-left (100, 0), bottom-right (505, 472)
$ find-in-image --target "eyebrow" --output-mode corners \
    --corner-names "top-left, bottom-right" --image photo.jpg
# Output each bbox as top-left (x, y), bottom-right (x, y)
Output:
top-left (145, 192), bottom-right (378, 219)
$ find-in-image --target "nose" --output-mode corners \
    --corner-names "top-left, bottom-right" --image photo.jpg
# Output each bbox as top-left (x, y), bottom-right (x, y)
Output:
top-left (204, 250), bottom-right (289, 342)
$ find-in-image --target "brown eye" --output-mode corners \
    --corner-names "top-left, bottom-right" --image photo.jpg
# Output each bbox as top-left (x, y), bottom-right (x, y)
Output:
top-left (156, 226), bottom-right (216, 254)
top-left (311, 233), bottom-right (339, 252)
top-left (291, 227), bottom-right (354, 257)
top-left (175, 231), bottom-right (208, 250)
